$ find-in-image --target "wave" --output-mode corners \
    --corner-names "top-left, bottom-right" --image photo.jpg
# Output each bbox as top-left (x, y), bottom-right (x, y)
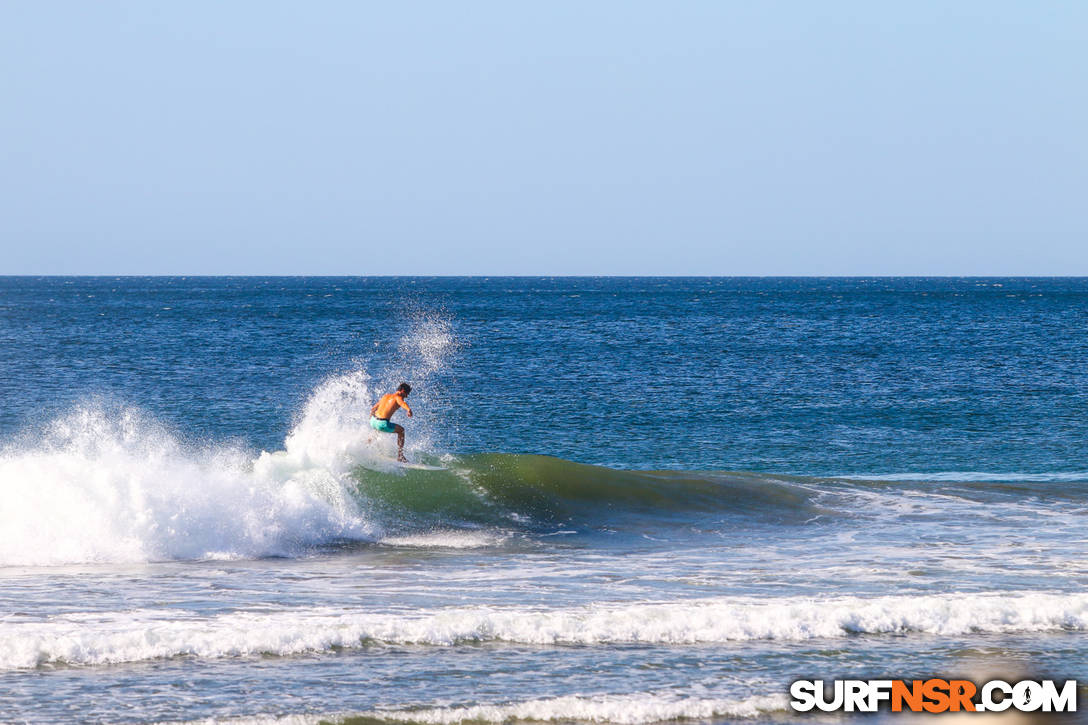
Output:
top-left (0, 395), bottom-right (827, 566)
top-left (353, 454), bottom-right (828, 530)
top-left (2, 381), bottom-right (1084, 565)
top-left (334, 693), bottom-right (788, 725)
top-left (354, 456), bottom-right (1088, 532)
top-left (0, 358), bottom-right (837, 566)
top-left (6, 591), bottom-right (1086, 669)
top-left (158, 692), bottom-right (788, 725)
top-left (0, 335), bottom-right (1083, 565)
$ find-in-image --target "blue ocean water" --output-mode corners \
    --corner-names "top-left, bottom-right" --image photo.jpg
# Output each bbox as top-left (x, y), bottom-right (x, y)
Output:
top-left (1, 277), bottom-right (1086, 723)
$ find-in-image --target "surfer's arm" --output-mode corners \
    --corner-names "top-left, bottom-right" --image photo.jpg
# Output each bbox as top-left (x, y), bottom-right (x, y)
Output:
top-left (396, 395), bottom-right (413, 417)
top-left (370, 402), bottom-right (379, 415)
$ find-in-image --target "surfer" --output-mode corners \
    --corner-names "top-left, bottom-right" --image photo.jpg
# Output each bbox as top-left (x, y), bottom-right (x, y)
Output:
top-left (370, 383), bottom-right (413, 462)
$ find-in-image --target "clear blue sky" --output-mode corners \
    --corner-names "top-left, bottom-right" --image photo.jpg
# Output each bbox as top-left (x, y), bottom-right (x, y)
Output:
top-left (1, 1), bottom-right (1085, 275)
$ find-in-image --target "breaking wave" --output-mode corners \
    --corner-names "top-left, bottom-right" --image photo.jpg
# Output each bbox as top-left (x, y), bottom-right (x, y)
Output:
top-left (3, 370), bottom-right (1086, 565)
top-left (0, 305), bottom-right (1083, 565)
top-left (0, 381), bottom-right (831, 566)
top-left (158, 691), bottom-right (788, 725)
top-left (334, 693), bottom-right (789, 725)
top-left (5, 591), bottom-right (1087, 669)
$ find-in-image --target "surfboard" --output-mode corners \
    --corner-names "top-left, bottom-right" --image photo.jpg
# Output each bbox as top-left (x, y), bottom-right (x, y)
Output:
top-left (393, 461), bottom-right (446, 471)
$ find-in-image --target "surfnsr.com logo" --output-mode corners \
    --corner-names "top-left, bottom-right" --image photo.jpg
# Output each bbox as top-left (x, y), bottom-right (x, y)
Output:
top-left (790, 679), bottom-right (1078, 713)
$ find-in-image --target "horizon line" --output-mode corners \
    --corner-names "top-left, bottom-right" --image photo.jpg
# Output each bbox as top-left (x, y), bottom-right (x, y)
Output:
top-left (4, 274), bottom-right (1088, 279)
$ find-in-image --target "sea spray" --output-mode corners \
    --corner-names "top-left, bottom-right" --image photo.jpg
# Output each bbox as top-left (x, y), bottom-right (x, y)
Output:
top-left (386, 307), bottom-right (462, 453)
top-left (0, 401), bottom-right (374, 565)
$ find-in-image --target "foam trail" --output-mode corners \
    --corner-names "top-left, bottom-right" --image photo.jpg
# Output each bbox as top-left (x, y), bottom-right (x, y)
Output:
top-left (5, 591), bottom-right (1086, 669)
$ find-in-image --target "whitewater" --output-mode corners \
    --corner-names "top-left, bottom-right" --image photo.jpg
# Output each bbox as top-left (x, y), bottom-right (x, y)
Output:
top-left (2, 277), bottom-right (1087, 723)
top-left (0, 373), bottom-right (379, 565)
top-left (7, 592), bottom-right (1088, 671)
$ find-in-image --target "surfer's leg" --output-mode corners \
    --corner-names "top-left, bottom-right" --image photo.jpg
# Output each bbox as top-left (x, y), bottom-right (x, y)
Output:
top-left (394, 424), bottom-right (406, 462)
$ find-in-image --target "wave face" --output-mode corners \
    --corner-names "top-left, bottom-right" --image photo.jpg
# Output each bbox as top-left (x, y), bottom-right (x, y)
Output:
top-left (5, 591), bottom-right (1086, 670)
top-left (352, 454), bottom-right (829, 530)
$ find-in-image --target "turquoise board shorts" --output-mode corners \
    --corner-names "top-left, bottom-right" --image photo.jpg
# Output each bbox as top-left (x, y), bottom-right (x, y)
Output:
top-left (370, 416), bottom-right (397, 433)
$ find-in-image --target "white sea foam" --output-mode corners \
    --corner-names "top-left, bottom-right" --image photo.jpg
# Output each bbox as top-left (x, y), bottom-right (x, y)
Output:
top-left (159, 691), bottom-right (787, 725)
top-left (841, 471), bottom-right (1088, 483)
top-left (380, 530), bottom-right (509, 548)
top-left (5, 591), bottom-right (1086, 669)
top-left (354, 692), bottom-right (788, 724)
top-left (0, 371), bottom-right (391, 566)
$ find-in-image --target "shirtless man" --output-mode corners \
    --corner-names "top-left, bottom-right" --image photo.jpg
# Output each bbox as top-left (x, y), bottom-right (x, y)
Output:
top-left (370, 383), bottom-right (413, 461)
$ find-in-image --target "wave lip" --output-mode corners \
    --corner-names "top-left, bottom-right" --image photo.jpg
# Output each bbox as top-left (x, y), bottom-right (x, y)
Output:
top-left (6, 591), bottom-right (1087, 670)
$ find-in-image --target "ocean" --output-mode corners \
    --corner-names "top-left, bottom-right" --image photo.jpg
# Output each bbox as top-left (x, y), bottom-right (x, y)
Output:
top-left (1, 276), bottom-right (1086, 723)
